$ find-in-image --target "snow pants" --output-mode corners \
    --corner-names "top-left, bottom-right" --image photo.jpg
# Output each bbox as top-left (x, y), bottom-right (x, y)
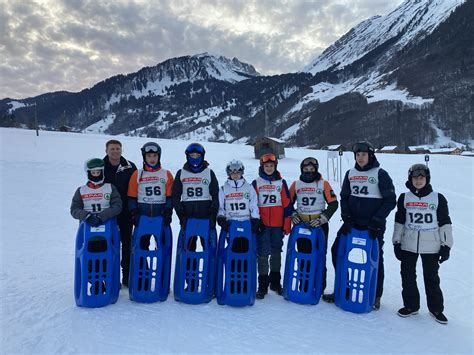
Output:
top-left (400, 250), bottom-right (444, 313)
top-left (118, 215), bottom-right (134, 284)
top-left (257, 226), bottom-right (284, 276)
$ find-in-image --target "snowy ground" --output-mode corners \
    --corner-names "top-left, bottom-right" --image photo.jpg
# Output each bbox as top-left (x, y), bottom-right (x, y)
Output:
top-left (1, 128), bottom-right (473, 354)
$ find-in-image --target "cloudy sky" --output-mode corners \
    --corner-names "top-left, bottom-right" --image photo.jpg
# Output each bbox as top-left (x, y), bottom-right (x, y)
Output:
top-left (1, 0), bottom-right (403, 99)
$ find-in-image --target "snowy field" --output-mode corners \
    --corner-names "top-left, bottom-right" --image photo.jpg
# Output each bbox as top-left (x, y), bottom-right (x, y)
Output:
top-left (0, 128), bottom-right (473, 354)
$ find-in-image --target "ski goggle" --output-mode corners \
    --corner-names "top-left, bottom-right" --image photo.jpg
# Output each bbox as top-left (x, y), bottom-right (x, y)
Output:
top-left (186, 143), bottom-right (205, 155)
top-left (260, 153), bottom-right (277, 164)
top-left (352, 142), bottom-right (372, 153)
top-left (143, 145), bottom-right (160, 153)
top-left (409, 164), bottom-right (429, 177)
top-left (301, 157), bottom-right (318, 167)
top-left (228, 163), bottom-right (243, 173)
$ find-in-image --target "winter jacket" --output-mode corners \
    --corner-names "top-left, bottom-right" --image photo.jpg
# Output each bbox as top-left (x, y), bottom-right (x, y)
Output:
top-left (172, 162), bottom-right (219, 220)
top-left (127, 165), bottom-right (174, 217)
top-left (218, 178), bottom-right (260, 221)
top-left (103, 155), bottom-right (137, 218)
top-left (392, 181), bottom-right (453, 254)
top-left (289, 173), bottom-right (339, 222)
top-left (70, 182), bottom-right (122, 222)
top-left (340, 157), bottom-right (396, 229)
top-left (252, 168), bottom-right (292, 233)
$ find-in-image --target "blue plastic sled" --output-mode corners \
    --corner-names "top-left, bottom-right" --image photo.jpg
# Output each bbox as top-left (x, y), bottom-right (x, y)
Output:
top-left (216, 220), bottom-right (256, 307)
top-left (74, 218), bottom-right (121, 308)
top-left (334, 228), bottom-right (379, 313)
top-left (129, 216), bottom-right (172, 303)
top-left (174, 218), bottom-right (217, 304)
top-left (283, 223), bottom-right (326, 305)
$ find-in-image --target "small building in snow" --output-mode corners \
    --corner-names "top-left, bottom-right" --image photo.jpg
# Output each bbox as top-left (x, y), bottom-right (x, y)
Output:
top-left (429, 147), bottom-right (462, 155)
top-left (321, 144), bottom-right (347, 151)
top-left (377, 145), bottom-right (407, 154)
top-left (254, 137), bottom-right (285, 159)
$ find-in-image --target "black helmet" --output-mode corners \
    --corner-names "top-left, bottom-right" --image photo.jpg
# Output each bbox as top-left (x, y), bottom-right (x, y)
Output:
top-left (408, 163), bottom-right (430, 184)
top-left (352, 141), bottom-right (375, 163)
top-left (141, 142), bottom-right (161, 161)
top-left (300, 157), bottom-right (318, 173)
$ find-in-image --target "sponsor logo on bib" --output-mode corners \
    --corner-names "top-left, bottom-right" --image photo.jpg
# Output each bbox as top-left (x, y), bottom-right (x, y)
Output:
top-left (368, 177), bottom-right (377, 184)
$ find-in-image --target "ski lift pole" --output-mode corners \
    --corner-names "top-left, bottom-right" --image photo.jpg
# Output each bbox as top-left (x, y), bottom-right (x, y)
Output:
top-left (339, 148), bottom-right (343, 184)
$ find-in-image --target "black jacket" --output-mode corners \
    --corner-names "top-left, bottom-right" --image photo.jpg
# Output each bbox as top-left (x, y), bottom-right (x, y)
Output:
top-left (172, 162), bottom-right (219, 220)
top-left (340, 157), bottom-right (396, 229)
top-left (103, 155), bottom-right (137, 217)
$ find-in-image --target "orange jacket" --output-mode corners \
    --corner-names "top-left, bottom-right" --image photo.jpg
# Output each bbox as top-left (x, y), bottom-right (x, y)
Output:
top-left (252, 172), bottom-right (292, 234)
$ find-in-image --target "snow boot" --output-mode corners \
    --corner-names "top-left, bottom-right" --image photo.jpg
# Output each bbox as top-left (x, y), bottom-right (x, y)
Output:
top-left (256, 275), bottom-right (270, 300)
top-left (322, 293), bottom-right (335, 303)
top-left (373, 297), bottom-right (381, 310)
top-left (397, 307), bottom-right (419, 317)
top-left (269, 271), bottom-right (283, 295)
top-left (430, 311), bottom-right (448, 324)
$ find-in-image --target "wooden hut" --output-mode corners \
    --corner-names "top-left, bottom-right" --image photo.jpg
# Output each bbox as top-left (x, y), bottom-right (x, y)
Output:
top-left (254, 137), bottom-right (285, 159)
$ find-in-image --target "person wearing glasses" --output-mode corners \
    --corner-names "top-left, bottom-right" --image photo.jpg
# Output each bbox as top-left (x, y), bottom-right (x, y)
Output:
top-left (172, 143), bottom-right (219, 250)
top-left (127, 142), bottom-right (174, 238)
top-left (103, 140), bottom-right (137, 287)
top-left (392, 164), bottom-right (453, 324)
top-left (216, 159), bottom-right (261, 251)
top-left (289, 157), bottom-right (339, 293)
top-left (323, 142), bottom-right (396, 310)
top-left (252, 153), bottom-right (292, 299)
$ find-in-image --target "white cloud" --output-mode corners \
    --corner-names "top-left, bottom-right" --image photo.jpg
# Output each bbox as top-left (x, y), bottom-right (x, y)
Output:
top-left (0, 0), bottom-right (403, 99)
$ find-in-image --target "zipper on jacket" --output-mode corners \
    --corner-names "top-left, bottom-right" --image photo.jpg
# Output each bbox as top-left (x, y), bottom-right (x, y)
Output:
top-left (417, 230), bottom-right (420, 254)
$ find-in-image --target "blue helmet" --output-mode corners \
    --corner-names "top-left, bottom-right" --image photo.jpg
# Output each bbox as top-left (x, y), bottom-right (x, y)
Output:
top-left (185, 143), bottom-right (205, 170)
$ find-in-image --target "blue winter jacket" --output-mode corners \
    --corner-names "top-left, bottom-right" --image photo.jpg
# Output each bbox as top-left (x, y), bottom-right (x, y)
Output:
top-left (340, 157), bottom-right (396, 230)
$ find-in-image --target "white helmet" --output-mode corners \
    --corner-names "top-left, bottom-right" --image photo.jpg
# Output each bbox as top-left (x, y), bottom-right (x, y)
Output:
top-left (226, 159), bottom-right (244, 176)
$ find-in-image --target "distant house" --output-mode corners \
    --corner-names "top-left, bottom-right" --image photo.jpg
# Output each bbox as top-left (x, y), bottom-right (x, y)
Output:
top-left (254, 137), bottom-right (285, 159)
top-left (377, 145), bottom-right (407, 154)
top-left (321, 144), bottom-right (347, 151)
top-left (408, 145), bottom-right (432, 154)
top-left (461, 151), bottom-right (474, 157)
top-left (429, 147), bottom-right (462, 155)
top-left (59, 125), bottom-right (72, 132)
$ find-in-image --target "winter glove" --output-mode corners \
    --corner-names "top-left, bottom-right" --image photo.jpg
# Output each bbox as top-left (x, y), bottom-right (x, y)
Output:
top-left (163, 209), bottom-right (172, 226)
top-left (291, 212), bottom-right (301, 225)
top-left (251, 218), bottom-right (263, 235)
top-left (339, 220), bottom-right (353, 236)
top-left (438, 245), bottom-right (450, 264)
top-left (394, 243), bottom-right (403, 261)
top-left (217, 215), bottom-right (229, 231)
top-left (86, 214), bottom-right (103, 227)
top-left (368, 219), bottom-right (384, 240)
top-left (310, 214), bottom-right (329, 228)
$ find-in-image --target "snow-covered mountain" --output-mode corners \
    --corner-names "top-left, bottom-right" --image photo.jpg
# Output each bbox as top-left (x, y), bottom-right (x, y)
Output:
top-left (304, 0), bottom-right (465, 75)
top-left (1, 0), bottom-right (472, 148)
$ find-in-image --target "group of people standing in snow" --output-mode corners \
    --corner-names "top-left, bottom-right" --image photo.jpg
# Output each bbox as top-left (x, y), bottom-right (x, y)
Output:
top-left (70, 139), bottom-right (453, 324)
